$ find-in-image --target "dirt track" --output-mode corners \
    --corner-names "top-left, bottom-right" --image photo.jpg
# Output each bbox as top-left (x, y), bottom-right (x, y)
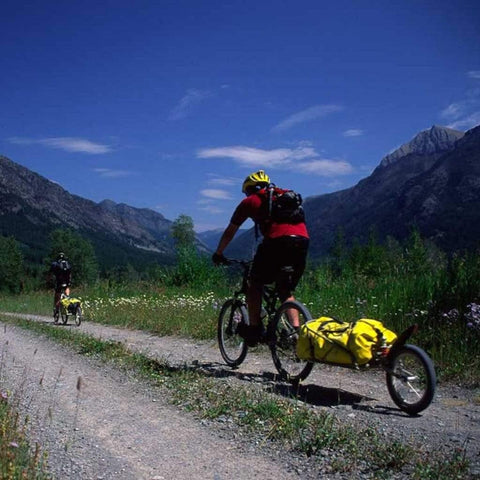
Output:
top-left (1, 312), bottom-right (479, 479)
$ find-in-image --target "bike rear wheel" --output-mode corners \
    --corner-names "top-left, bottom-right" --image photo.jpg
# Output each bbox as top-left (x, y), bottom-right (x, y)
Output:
top-left (75, 306), bottom-right (82, 326)
top-left (270, 300), bottom-right (314, 383)
top-left (218, 299), bottom-right (248, 367)
top-left (386, 344), bottom-right (436, 415)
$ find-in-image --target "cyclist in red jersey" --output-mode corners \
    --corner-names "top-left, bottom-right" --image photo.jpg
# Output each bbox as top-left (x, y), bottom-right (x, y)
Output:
top-left (213, 170), bottom-right (309, 346)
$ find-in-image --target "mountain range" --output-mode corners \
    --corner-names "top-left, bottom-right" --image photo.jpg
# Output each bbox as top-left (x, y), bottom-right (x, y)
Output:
top-left (0, 155), bottom-right (179, 268)
top-left (223, 125), bottom-right (480, 258)
top-left (1, 124), bottom-right (479, 268)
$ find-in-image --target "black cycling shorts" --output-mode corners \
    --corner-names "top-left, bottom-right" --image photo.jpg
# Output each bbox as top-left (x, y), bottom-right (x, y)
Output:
top-left (55, 283), bottom-right (71, 293)
top-left (250, 236), bottom-right (309, 298)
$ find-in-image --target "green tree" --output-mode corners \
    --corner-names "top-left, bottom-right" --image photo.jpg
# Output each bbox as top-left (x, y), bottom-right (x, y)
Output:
top-left (0, 236), bottom-right (24, 293)
top-left (47, 229), bottom-right (98, 287)
top-left (171, 214), bottom-right (195, 249)
top-left (329, 227), bottom-right (347, 276)
top-left (347, 229), bottom-right (388, 278)
top-left (404, 229), bottom-right (429, 274)
top-left (166, 215), bottom-right (224, 288)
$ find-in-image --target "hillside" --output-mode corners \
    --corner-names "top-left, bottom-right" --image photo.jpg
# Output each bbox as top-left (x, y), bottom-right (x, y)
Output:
top-left (304, 125), bottom-right (471, 256)
top-left (0, 155), bottom-right (177, 268)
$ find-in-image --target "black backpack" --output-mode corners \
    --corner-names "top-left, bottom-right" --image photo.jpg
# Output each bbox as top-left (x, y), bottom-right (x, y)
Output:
top-left (59, 260), bottom-right (71, 272)
top-left (258, 184), bottom-right (305, 225)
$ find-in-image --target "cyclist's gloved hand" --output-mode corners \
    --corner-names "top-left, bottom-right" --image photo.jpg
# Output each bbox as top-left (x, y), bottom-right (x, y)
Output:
top-left (212, 252), bottom-right (227, 265)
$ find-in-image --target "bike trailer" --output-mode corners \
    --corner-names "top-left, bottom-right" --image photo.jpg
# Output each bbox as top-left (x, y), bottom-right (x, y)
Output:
top-left (296, 317), bottom-right (397, 366)
top-left (60, 296), bottom-right (81, 314)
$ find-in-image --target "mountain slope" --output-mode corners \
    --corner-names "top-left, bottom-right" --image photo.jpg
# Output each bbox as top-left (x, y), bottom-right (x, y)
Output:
top-left (391, 125), bottom-right (480, 251)
top-left (303, 125), bottom-right (477, 256)
top-left (0, 155), bottom-right (176, 267)
top-left (197, 228), bottom-right (248, 252)
top-left (380, 125), bottom-right (464, 167)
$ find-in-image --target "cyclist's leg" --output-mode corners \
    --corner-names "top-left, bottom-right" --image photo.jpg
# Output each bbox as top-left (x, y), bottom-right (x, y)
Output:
top-left (276, 237), bottom-right (309, 328)
top-left (246, 279), bottom-right (263, 327)
top-left (244, 243), bottom-right (274, 345)
top-left (54, 287), bottom-right (61, 311)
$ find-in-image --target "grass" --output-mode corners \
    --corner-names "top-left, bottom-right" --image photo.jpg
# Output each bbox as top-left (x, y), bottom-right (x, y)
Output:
top-left (0, 378), bottom-right (50, 480)
top-left (0, 314), bottom-right (473, 479)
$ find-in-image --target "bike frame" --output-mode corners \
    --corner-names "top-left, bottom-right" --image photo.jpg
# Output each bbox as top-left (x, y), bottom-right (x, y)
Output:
top-left (228, 260), bottom-right (280, 326)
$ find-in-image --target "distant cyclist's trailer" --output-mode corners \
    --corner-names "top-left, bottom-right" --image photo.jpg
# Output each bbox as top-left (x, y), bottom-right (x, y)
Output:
top-left (53, 286), bottom-right (83, 327)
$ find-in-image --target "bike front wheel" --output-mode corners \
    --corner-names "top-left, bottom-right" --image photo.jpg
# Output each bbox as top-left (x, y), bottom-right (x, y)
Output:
top-left (270, 300), bottom-right (314, 383)
top-left (386, 344), bottom-right (436, 415)
top-left (217, 299), bottom-right (248, 367)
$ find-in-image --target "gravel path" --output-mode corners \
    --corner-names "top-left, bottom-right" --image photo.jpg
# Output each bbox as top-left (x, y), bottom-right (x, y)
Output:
top-left (1, 312), bottom-right (479, 479)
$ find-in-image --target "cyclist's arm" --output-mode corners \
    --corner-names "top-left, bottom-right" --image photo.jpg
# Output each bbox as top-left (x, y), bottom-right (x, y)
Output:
top-left (215, 222), bottom-right (240, 256)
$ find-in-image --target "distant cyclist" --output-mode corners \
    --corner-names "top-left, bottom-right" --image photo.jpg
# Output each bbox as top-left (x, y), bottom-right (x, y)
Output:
top-left (212, 170), bottom-right (309, 346)
top-left (50, 252), bottom-right (72, 317)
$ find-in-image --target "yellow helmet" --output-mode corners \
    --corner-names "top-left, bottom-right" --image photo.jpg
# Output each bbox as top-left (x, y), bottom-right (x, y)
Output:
top-left (242, 170), bottom-right (270, 194)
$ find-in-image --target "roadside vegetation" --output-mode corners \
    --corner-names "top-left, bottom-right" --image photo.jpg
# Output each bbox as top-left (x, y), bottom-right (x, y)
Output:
top-left (0, 388), bottom-right (50, 479)
top-left (0, 222), bottom-right (479, 478)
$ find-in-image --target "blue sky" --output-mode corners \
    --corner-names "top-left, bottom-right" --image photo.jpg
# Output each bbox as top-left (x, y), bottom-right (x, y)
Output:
top-left (1, 0), bottom-right (479, 232)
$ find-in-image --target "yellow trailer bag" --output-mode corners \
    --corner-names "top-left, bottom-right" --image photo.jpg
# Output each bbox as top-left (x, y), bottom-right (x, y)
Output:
top-left (296, 317), bottom-right (354, 365)
top-left (60, 296), bottom-right (81, 313)
top-left (297, 317), bottom-right (397, 366)
top-left (349, 319), bottom-right (397, 364)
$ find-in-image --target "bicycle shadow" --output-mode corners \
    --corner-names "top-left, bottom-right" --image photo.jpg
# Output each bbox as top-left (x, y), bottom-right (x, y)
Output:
top-left (136, 356), bottom-right (413, 417)
top-left (269, 380), bottom-right (371, 408)
top-left (189, 360), bottom-right (378, 410)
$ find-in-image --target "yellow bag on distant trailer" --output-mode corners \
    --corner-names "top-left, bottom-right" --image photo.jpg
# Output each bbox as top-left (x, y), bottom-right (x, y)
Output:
top-left (60, 296), bottom-right (81, 313)
top-left (297, 317), bottom-right (397, 366)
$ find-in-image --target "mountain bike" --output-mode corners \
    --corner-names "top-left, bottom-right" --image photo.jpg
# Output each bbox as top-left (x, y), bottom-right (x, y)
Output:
top-left (218, 260), bottom-right (436, 415)
top-left (217, 259), bottom-right (314, 382)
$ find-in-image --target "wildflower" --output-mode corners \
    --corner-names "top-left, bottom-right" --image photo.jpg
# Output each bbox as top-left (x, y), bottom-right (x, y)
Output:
top-left (465, 303), bottom-right (480, 333)
top-left (9, 442), bottom-right (19, 448)
top-left (441, 308), bottom-right (459, 326)
top-left (0, 391), bottom-right (8, 402)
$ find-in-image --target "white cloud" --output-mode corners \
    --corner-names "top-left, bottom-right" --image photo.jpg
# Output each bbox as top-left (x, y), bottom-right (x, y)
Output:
top-left (7, 137), bottom-right (33, 145)
top-left (343, 129), bottom-right (364, 137)
top-left (199, 205), bottom-right (225, 215)
top-left (440, 78), bottom-right (480, 130)
top-left (8, 136), bottom-right (112, 154)
top-left (198, 145), bottom-right (315, 167)
top-left (446, 111), bottom-right (480, 130)
top-left (441, 102), bottom-right (465, 120)
top-left (200, 189), bottom-right (232, 200)
top-left (296, 159), bottom-right (353, 176)
top-left (198, 145), bottom-right (353, 177)
top-left (94, 168), bottom-right (132, 178)
top-left (206, 175), bottom-right (237, 187)
top-left (272, 104), bottom-right (343, 132)
top-left (169, 88), bottom-right (212, 120)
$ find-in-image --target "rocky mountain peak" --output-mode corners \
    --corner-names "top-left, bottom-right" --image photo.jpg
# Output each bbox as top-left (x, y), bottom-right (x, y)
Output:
top-left (380, 125), bottom-right (464, 167)
top-left (99, 199), bottom-right (117, 210)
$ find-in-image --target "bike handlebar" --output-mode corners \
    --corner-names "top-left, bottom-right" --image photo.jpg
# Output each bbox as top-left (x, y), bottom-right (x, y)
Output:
top-left (219, 258), bottom-right (252, 270)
